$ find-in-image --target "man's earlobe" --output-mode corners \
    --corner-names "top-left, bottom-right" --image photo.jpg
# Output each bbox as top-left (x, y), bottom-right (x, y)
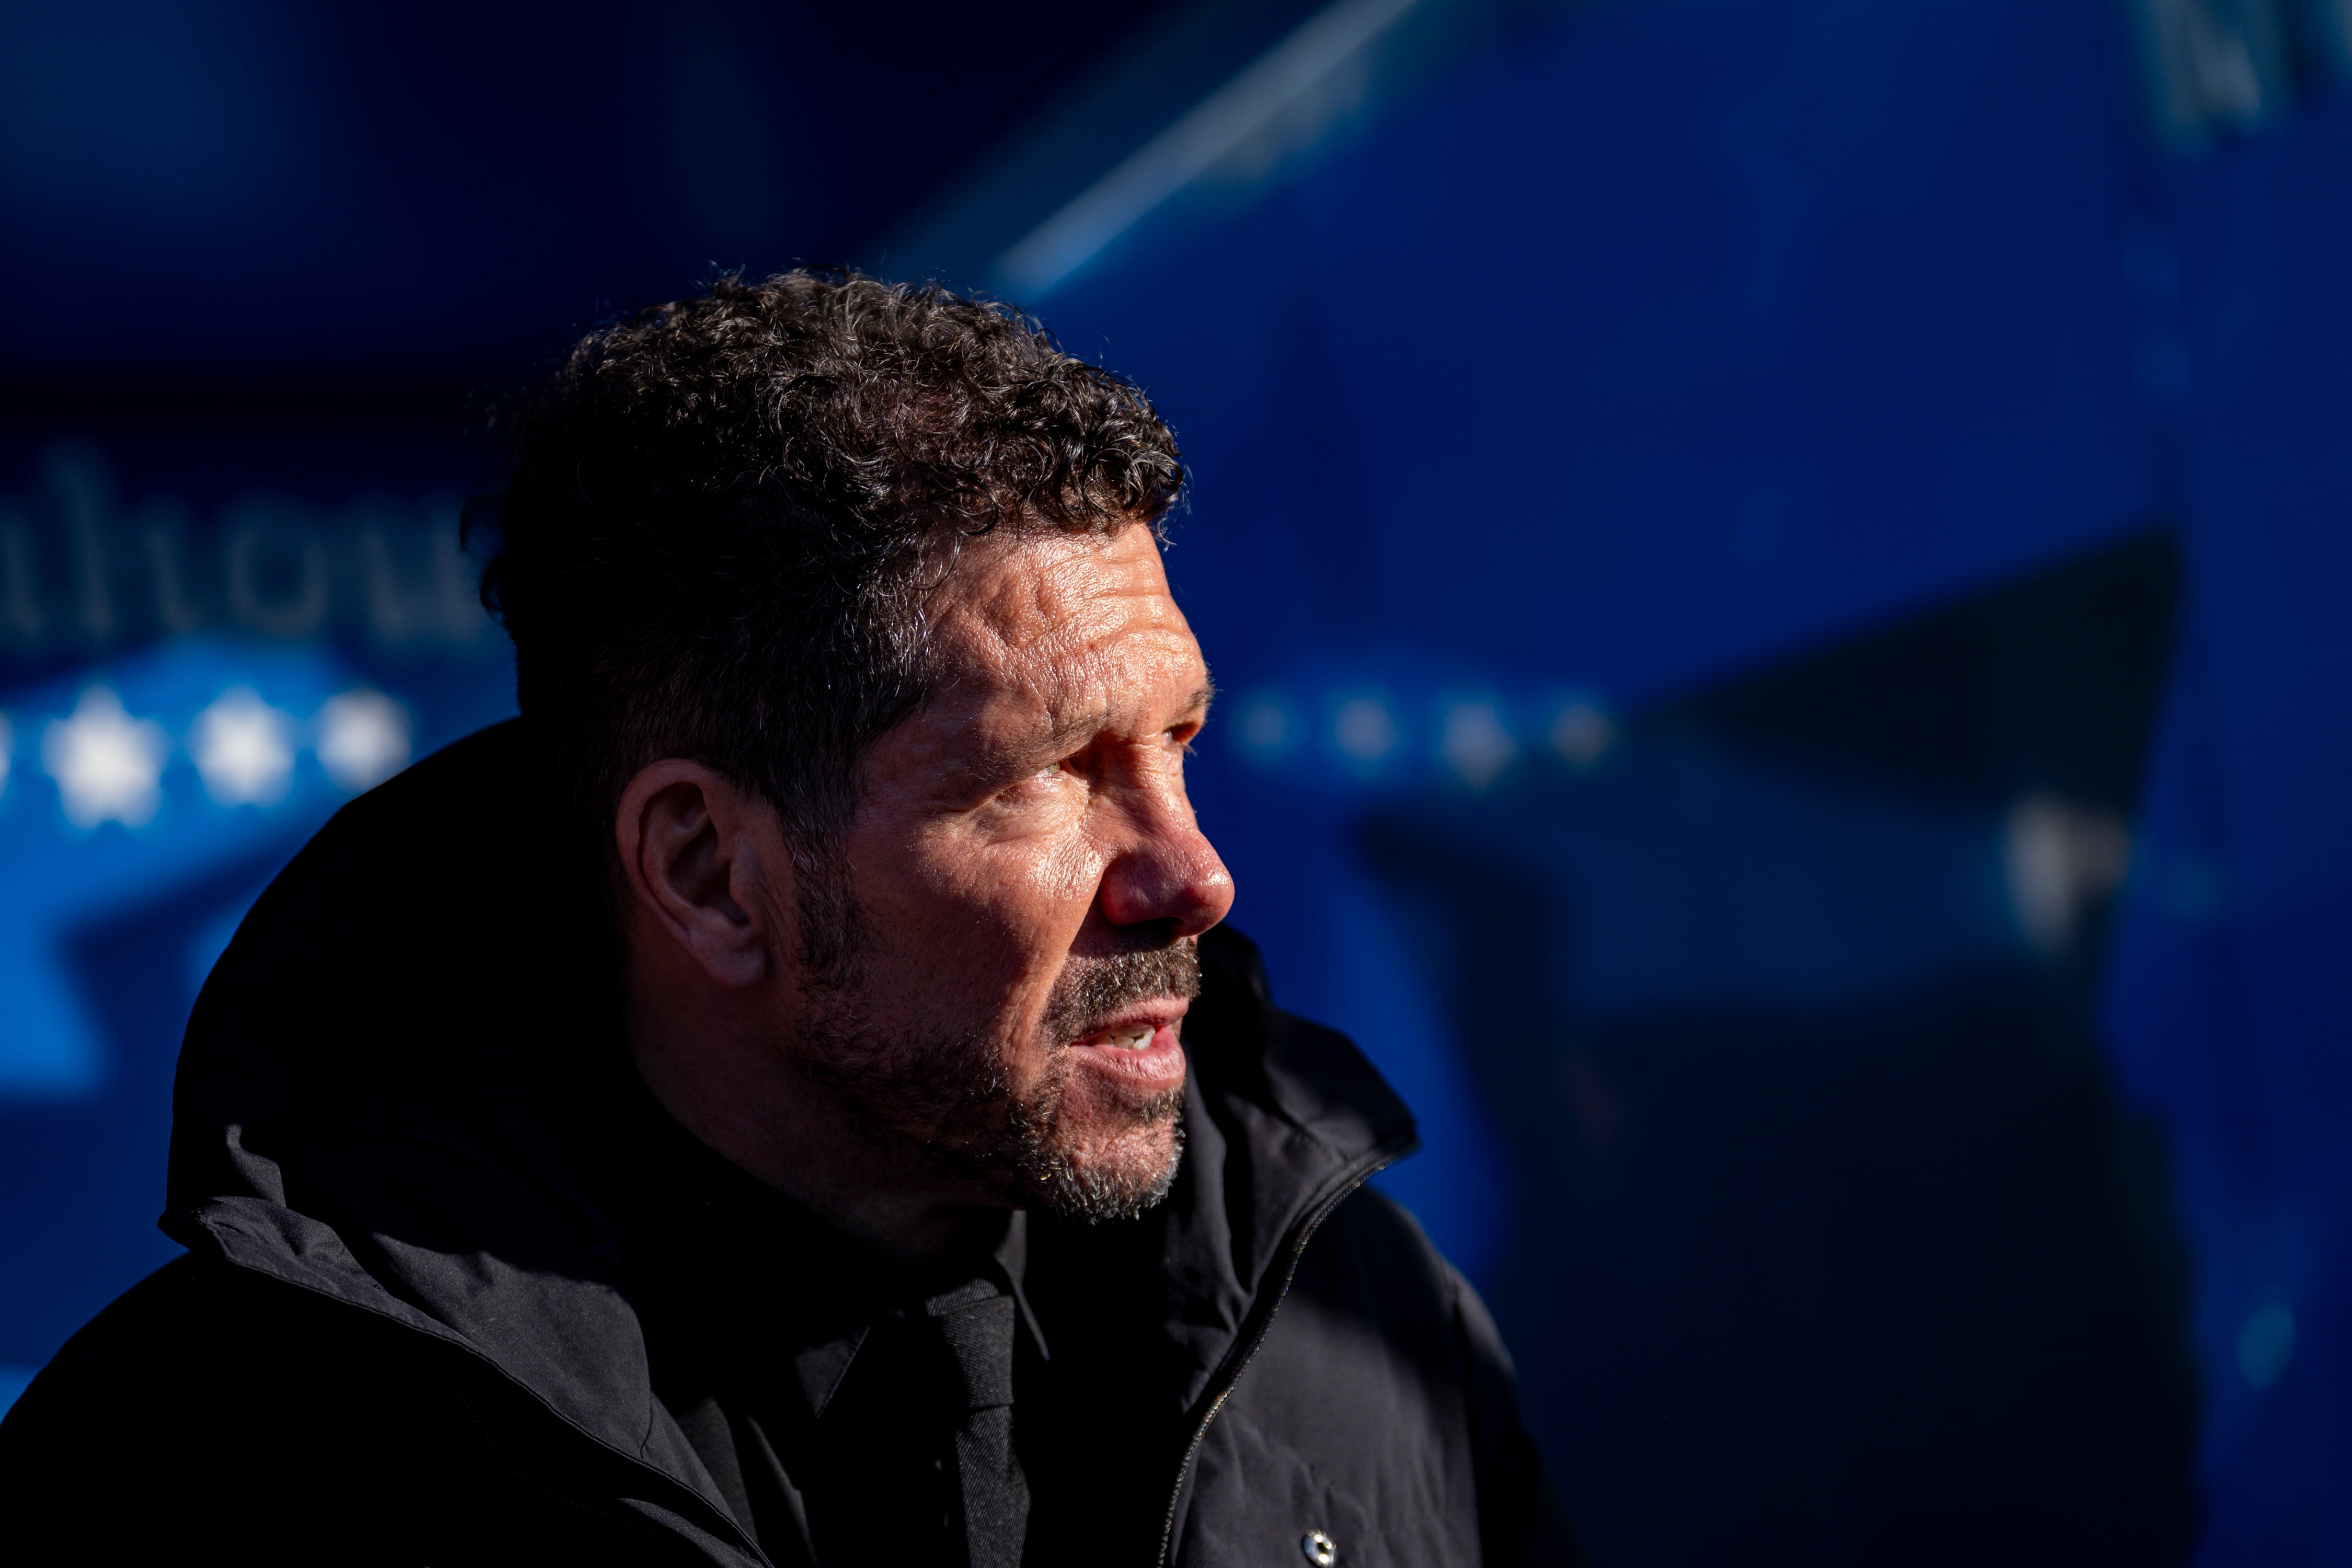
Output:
top-left (615, 761), bottom-right (782, 989)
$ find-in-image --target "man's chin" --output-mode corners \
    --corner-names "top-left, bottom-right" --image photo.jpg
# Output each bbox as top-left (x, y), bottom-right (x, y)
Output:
top-left (1011, 1096), bottom-right (1187, 1222)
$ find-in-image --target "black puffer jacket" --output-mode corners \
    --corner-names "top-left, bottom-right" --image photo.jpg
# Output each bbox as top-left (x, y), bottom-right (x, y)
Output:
top-left (0, 723), bottom-right (1576, 1566)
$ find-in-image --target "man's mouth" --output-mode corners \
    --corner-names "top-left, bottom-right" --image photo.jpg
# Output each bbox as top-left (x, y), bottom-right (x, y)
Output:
top-left (1064, 1009), bottom-right (1191, 1097)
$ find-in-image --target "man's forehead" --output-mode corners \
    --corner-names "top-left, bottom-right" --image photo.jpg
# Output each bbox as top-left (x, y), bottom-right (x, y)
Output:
top-left (932, 526), bottom-right (1202, 701)
top-left (943, 526), bottom-right (1179, 636)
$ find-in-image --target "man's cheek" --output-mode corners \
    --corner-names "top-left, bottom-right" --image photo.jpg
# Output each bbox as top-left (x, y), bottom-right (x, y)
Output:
top-left (948, 850), bottom-right (1099, 964)
top-left (1033, 836), bottom-right (1111, 924)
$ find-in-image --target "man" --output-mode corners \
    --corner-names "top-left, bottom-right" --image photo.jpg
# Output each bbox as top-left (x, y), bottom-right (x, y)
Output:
top-left (0, 272), bottom-right (1574, 1565)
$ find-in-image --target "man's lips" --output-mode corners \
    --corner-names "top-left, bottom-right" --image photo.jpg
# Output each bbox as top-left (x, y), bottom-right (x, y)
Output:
top-left (1065, 1001), bottom-right (1191, 1092)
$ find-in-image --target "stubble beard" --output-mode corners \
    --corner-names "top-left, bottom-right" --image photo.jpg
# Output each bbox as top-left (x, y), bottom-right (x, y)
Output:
top-left (791, 893), bottom-right (1198, 1221)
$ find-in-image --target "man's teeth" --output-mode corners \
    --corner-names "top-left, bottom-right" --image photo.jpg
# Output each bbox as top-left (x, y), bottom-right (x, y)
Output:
top-left (1089, 1027), bottom-right (1155, 1050)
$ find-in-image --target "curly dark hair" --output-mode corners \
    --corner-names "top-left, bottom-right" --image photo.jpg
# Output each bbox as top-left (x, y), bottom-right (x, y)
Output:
top-left (467, 269), bottom-right (1185, 942)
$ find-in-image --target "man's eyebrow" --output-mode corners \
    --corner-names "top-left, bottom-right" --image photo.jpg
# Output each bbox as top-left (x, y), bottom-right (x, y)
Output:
top-left (1018, 681), bottom-right (1218, 762)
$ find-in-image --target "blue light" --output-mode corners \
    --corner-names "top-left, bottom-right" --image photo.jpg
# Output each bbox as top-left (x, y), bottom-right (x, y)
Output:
top-left (0, 636), bottom-right (409, 1099)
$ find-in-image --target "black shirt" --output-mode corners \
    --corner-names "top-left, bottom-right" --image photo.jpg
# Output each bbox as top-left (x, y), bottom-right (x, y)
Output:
top-left (598, 1066), bottom-right (1048, 1568)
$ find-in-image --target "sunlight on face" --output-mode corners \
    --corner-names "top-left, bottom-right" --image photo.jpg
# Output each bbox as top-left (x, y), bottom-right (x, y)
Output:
top-left (796, 523), bottom-right (1237, 1213)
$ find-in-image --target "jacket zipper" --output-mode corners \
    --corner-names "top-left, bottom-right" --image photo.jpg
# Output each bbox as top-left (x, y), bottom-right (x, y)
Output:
top-left (1154, 1134), bottom-right (1416, 1567)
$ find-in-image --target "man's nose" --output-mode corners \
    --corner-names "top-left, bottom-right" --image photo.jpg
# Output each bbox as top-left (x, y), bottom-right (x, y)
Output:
top-left (1098, 800), bottom-right (1235, 938)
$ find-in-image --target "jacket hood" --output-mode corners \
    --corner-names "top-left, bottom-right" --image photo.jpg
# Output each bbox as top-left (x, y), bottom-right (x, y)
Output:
top-left (163, 720), bottom-right (1417, 1537)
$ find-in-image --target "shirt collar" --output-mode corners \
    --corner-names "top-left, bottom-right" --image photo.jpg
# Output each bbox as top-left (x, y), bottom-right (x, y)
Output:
top-left (790, 1210), bottom-right (1049, 1418)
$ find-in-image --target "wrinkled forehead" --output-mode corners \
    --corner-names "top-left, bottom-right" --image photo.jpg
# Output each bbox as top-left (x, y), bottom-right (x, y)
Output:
top-left (928, 524), bottom-right (1205, 716)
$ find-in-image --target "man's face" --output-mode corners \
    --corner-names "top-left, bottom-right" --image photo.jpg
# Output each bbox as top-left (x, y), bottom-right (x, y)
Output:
top-left (793, 522), bottom-right (1234, 1218)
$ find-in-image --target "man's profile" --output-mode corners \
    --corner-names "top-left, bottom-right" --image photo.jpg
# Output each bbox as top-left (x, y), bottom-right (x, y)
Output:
top-left (0, 272), bottom-right (1574, 1566)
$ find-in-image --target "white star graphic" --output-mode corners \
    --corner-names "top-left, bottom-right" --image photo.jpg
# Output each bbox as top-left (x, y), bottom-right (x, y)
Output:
top-left (42, 687), bottom-right (171, 828)
top-left (190, 686), bottom-right (298, 806)
top-left (316, 687), bottom-right (413, 792)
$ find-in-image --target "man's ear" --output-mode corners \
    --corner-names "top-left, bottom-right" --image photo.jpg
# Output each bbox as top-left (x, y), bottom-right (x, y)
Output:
top-left (615, 760), bottom-right (786, 989)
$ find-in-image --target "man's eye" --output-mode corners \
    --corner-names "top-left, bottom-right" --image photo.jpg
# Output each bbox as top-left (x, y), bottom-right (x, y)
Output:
top-left (1007, 759), bottom-right (1079, 795)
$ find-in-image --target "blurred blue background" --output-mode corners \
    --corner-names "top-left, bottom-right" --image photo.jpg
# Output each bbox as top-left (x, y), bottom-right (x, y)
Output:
top-left (6, 1), bottom-right (2351, 1562)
